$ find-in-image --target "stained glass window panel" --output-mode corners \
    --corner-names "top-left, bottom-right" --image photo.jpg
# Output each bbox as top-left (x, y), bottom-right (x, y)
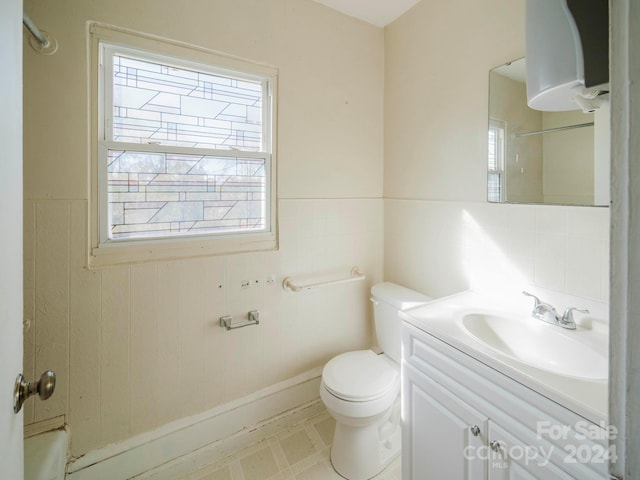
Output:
top-left (107, 150), bottom-right (266, 239)
top-left (112, 54), bottom-right (263, 151)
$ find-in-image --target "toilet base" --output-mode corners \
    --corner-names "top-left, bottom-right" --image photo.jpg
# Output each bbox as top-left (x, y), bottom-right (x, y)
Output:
top-left (329, 409), bottom-right (401, 480)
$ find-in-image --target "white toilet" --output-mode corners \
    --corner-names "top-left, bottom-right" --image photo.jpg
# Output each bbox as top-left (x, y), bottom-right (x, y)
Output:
top-left (320, 282), bottom-right (432, 480)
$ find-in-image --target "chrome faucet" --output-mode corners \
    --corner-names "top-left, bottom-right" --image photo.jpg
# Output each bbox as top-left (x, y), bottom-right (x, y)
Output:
top-left (522, 291), bottom-right (588, 330)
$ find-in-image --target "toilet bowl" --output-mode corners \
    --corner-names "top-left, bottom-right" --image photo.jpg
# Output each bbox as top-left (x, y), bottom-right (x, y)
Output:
top-left (320, 283), bottom-right (431, 480)
top-left (321, 350), bottom-right (400, 480)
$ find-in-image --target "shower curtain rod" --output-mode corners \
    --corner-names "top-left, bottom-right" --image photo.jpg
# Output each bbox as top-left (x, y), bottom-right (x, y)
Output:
top-left (23, 12), bottom-right (49, 47)
top-left (514, 122), bottom-right (594, 138)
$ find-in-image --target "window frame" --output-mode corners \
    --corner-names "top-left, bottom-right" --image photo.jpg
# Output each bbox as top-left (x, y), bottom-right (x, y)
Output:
top-left (487, 119), bottom-right (506, 203)
top-left (88, 24), bottom-right (278, 267)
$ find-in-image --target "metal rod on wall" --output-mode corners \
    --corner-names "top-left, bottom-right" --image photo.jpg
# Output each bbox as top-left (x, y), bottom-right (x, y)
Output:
top-left (282, 267), bottom-right (365, 292)
top-left (23, 12), bottom-right (57, 55)
top-left (23, 13), bottom-right (48, 47)
top-left (514, 122), bottom-right (595, 138)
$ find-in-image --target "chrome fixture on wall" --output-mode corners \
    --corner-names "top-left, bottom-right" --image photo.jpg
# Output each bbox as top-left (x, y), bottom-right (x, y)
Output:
top-left (219, 311), bottom-right (260, 331)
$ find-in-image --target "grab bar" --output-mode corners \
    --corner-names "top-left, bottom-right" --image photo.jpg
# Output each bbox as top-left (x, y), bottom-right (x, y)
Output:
top-left (220, 311), bottom-right (260, 331)
top-left (282, 267), bottom-right (365, 292)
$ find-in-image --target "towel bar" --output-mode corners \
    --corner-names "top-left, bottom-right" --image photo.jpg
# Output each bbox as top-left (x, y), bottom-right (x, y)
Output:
top-left (282, 267), bottom-right (365, 292)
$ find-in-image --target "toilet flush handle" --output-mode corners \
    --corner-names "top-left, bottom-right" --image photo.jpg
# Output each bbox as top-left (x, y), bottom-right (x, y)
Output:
top-left (370, 297), bottom-right (379, 306)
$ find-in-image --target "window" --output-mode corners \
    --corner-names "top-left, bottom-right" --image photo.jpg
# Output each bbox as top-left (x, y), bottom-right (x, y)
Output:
top-left (90, 26), bottom-right (277, 265)
top-left (487, 120), bottom-right (505, 202)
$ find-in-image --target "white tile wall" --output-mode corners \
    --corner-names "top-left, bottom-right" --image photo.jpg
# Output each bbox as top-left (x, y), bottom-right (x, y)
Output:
top-left (384, 200), bottom-right (609, 303)
top-left (23, 198), bottom-right (383, 456)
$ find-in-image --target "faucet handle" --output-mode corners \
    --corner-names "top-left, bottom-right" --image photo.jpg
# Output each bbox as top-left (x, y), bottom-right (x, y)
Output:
top-left (522, 291), bottom-right (542, 307)
top-left (562, 307), bottom-right (589, 323)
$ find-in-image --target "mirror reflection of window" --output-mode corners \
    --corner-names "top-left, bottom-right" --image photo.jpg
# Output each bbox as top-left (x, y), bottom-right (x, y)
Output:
top-left (488, 119), bottom-right (505, 202)
top-left (488, 58), bottom-right (610, 206)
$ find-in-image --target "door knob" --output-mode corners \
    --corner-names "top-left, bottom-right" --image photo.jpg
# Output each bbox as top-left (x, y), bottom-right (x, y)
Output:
top-left (470, 425), bottom-right (481, 437)
top-left (13, 370), bottom-right (56, 414)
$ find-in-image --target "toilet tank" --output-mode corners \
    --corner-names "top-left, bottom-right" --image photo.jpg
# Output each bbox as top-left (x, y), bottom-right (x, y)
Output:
top-left (371, 282), bottom-right (432, 363)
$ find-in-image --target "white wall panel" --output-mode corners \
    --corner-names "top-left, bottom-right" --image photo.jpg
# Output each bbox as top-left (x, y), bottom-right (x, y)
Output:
top-left (180, 259), bottom-right (206, 416)
top-left (203, 257), bottom-right (227, 407)
top-left (154, 263), bottom-right (183, 427)
top-left (130, 264), bottom-right (158, 435)
top-left (100, 268), bottom-right (131, 445)
top-left (34, 202), bottom-right (70, 422)
top-left (69, 202), bottom-right (102, 454)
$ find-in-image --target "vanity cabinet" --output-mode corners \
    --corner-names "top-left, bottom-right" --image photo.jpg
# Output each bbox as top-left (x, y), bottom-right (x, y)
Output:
top-left (401, 322), bottom-right (609, 480)
top-left (404, 363), bottom-right (486, 479)
top-left (487, 422), bottom-right (574, 480)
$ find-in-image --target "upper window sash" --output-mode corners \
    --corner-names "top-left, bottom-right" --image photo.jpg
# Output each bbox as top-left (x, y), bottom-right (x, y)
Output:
top-left (99, 43), bottom-right (272, 156)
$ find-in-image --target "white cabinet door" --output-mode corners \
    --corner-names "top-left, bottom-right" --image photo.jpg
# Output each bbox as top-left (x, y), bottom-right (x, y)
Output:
top-left (403, 363), bottom-right (487, 480)
top-left (488, 422), bottom-right (574, 480)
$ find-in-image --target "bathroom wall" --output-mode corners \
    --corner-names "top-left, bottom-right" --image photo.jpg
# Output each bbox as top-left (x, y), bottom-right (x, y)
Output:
top-left (22, 0), bottom-right (384, 457)
top-left (384, 0), bottom-right (609, 302)
top-left (542, 110), bottom-right (595, 205)
top-left (23, 0), bottom-right (612, 463)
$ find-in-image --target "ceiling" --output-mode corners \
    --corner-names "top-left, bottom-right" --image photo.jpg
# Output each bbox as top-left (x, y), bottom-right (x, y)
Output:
top-left (311, 0), bottom-right (422, 27)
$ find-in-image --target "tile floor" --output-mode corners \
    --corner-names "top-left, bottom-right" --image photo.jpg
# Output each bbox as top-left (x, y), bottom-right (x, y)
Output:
top-left (178, 410), bottom-right (402, 480)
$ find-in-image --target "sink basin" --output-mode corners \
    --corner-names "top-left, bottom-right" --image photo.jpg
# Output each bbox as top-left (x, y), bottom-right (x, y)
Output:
top-left (461, 313), bottom-right (608, 380)
top-left (400, 290), bottom-right (610, 423)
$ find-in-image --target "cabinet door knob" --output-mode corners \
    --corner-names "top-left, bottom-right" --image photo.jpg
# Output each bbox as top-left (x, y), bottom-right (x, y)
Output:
top-left (470, 425), bottom-right (481, 437)
top-left (490, 440), bottom-right (501, 452)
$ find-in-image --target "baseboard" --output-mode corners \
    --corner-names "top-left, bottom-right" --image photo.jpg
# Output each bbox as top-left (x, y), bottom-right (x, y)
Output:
top-left (66, 367), bottom-right (323, 480)
top-left (25, 415), bottom-right (66, 438)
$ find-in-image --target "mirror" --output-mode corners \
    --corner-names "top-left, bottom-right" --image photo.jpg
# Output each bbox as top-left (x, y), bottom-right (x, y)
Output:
top-left (487, 58), bottom-right (610, 206)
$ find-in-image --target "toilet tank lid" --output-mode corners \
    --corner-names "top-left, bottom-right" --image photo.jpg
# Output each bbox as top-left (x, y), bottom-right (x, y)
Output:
top-left (371, 282), bottom-right (432, 311)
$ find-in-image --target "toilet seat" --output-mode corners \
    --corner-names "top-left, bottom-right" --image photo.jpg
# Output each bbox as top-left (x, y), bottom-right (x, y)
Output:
top-left (322, 350), bottom-right (398, 402)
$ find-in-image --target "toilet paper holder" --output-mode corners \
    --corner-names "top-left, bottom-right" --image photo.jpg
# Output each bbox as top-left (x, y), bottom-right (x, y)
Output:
top-left (220, 310), bottom-right (260, 331)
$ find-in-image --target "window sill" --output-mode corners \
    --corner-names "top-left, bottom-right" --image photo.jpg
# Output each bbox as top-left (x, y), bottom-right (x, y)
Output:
top-left (89, 232), bottom-right (277, 268)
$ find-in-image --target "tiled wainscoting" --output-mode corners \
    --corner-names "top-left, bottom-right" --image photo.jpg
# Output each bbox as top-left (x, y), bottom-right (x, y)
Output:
top-left (385, 200), bottom-right (609, 302)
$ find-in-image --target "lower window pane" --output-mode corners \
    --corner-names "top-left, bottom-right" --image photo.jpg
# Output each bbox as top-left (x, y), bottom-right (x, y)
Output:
top-left (107, 150), bottom-right (267, 240)
top-left (487, 173), bottom-right (502, 202)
